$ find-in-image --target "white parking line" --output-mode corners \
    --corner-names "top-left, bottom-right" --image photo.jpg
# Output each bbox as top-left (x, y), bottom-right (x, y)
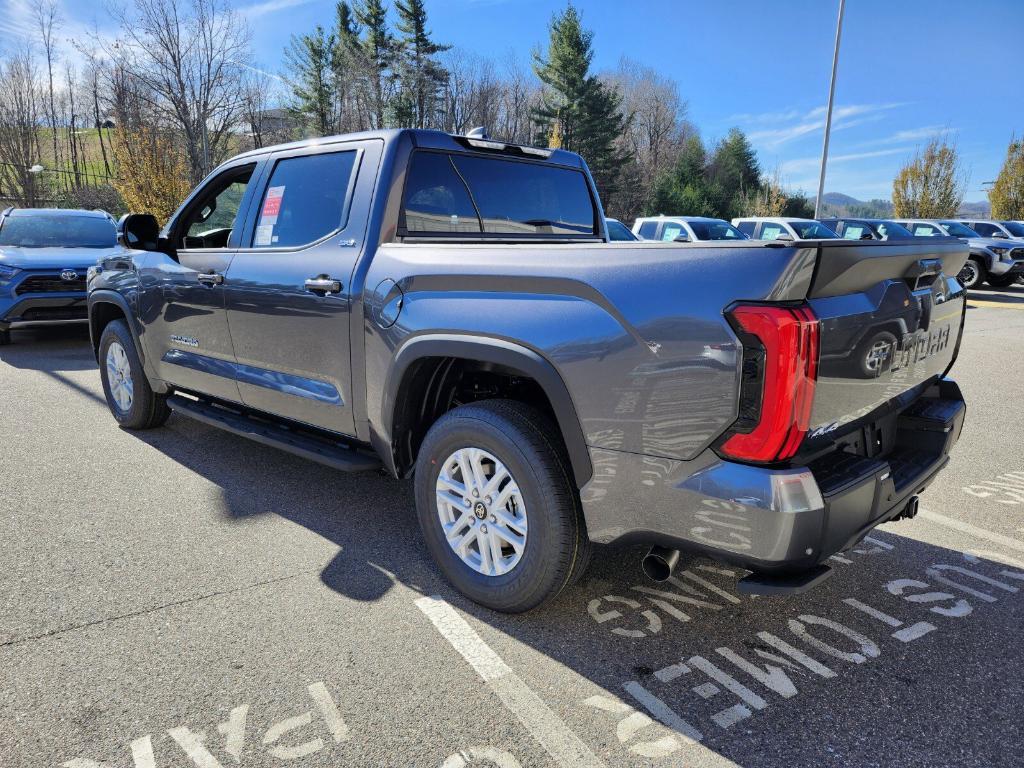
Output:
top-left (919, 509), bottom-right (1024, 553)
top-left (415, 595), bottom-right (606, 768)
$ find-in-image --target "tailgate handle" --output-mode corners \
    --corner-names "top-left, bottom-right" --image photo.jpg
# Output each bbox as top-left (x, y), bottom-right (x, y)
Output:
top-left (905, 258), bottom-right (943, 289)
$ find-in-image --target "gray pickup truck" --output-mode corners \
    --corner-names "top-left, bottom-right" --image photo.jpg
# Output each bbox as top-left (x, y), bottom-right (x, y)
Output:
top-left (88, 128), bottom-right (968, 611)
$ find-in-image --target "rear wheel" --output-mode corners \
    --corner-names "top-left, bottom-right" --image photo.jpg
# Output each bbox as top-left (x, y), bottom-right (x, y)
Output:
top-left (957, 258), bottom-right (984, 289)
top-left (414, 400), bottom-right (591, 612)
top-left (99, 319), bottom-right (170, 429)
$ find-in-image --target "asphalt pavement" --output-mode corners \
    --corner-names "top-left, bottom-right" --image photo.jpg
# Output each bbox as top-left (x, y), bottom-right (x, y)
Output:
top-left (2, 287), bottom-right (1023, 768)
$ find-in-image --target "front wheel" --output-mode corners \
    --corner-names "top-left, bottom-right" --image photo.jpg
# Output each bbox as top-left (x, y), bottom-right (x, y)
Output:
top-left (957, 258), bottom-right (984, 290)
top-left (414, 400), bottom-right (591, 613)
top-left (99, 319), bottom-right (170, 429)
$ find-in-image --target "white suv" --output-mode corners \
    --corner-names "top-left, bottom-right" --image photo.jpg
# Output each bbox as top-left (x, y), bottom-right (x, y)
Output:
top-left (731, 217), bottom-right (839, 240)
top-left (632, 216), bottom-right (747, 242)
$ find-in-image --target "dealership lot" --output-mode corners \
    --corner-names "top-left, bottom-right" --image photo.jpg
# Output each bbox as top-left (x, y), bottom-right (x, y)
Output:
top-left (1, 292), bottom-right (1023, 768)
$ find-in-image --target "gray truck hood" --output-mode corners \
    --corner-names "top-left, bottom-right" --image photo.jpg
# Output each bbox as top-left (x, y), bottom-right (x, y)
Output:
top-left (966, 237), bottom-right (1022, 252)
top-left (0, 245), bottom-right (113, 269)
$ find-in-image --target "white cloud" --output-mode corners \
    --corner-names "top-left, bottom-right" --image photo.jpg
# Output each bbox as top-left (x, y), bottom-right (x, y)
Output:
top-left (779, 147), bottom-right (912, 176)
top-left (239, 0), bottom-right (314, 19)
top-left (741, 103), bottom-right (907, 149)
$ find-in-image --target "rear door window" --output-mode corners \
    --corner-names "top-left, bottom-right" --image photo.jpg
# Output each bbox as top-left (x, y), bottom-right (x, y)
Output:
top-left (252, 151), bottom-right (358, 248)
top-left (661, 222), bottom-right (685, 241)
top-left (638, 221), bottom-right (658, 239)
top-left (402, 151), bottom-right (596, 237)
top-left (912, 223), bottom-right (941, 236)
top-left (760, 223), bottom-right (786, 240)
top-left (842, 223), bottom-right (869, 239)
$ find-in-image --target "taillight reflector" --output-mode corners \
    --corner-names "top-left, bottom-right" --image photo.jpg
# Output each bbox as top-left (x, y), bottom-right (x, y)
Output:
top-left (721, 304), bottom-right (819, 463)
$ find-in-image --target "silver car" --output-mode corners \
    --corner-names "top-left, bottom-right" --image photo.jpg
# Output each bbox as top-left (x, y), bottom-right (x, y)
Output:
top-left (633, 215), bottom-right (748, 242)
top-left (896, 218), bottom-right (1024, 289)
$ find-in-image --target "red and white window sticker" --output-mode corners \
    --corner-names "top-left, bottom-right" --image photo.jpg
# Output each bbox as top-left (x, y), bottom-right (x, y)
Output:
top-left (255, 185), bottom-right (285, 245)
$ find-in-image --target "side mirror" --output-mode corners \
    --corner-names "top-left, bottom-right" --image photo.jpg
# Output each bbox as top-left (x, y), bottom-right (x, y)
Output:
top-left (991, 231), bottom-right (1008, 239)
top-left (673, 233), bottom-right (691, 243)
top-left (118, 213), bottom-right (161, 251)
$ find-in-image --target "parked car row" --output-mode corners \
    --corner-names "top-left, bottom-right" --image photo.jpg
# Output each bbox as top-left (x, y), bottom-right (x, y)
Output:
top-left (612, 212), bottom-right (1024, 290)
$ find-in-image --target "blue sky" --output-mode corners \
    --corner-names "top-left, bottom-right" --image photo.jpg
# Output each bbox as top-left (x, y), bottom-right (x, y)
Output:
top-left (3, 0), bottom-right (1022, 201)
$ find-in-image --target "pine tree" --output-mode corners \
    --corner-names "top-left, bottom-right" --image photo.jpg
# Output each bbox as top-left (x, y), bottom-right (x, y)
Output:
top-left (647, 135), bottom-right (715, 217)
top-left (707, 128), bottom-right (760, 219)
top-left (333, 1), bottom-right (364, 131)
top-left (284, 26), bottom-right (339, 136)
top-left (355, 0), bottom-right (396, 129)
top-left (989, 136), bottom-right (1024, 220)
top-left (395, 0), bottom-right (450, 128)
top-left (532, 4), bottom-right (627, 197)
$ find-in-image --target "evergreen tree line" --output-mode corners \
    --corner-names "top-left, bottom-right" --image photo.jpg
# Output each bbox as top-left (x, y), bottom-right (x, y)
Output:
top-left (284, 2), bottom-right (814, 223)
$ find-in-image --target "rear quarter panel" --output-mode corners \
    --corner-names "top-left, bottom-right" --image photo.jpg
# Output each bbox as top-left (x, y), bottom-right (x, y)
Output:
top-left (363, 240), bottom-right (815, 461)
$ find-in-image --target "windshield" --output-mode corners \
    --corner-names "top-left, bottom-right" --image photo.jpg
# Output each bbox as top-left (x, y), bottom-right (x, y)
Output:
top-left (790, 220), bottom-right (838, 239)
top-left (688, 220), bottom-right (747, 240)
top-left (873, 220), bottom-right (914, 239)
top-left (605, 219), bottom-right (636, 241)
top-left (0, 214), bottom-right (116, 248)
top-left (1002, 222), bottom-right (1024, 237)
top-left (939, 221), bottom-right (980, 238)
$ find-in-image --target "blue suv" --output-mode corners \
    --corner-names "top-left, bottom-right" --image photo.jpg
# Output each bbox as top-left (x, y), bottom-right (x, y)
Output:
top-left (0, 208), bottom-right (118, 345)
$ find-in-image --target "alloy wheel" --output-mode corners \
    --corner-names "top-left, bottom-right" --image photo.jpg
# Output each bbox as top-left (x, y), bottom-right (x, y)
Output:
top-left (435, 447), bottom-right (528, 576)
top-left (106, 341), bottom-right (134, 413)
top-left (958, 261), bottom-right (979, 289)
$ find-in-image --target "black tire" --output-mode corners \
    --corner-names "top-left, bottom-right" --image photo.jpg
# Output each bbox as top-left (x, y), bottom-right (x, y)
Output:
top-left (414, 399), bottom-right (592, 613)
top-left (986, 273), bottom-right (1018, 289)
top-left (0, 329), bottom-right (10, 346)
top-left (957, 258), bottom-right (984, 290)
top-left (98, 319), bottom-right (170, 429)
top-left (856, 330), bottom-right (897, 378)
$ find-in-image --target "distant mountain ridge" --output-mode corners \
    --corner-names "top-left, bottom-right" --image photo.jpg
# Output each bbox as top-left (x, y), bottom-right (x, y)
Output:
top-left (817, 192), bottom-right (990, 219)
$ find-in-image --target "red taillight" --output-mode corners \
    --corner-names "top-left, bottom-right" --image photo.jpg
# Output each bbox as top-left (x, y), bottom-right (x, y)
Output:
top-left (720, 304), bottom-right (819, 463)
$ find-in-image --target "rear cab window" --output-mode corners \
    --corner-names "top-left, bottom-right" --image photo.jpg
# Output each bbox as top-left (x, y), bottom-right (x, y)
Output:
top-left (401, 151), bottom-right (597, 238)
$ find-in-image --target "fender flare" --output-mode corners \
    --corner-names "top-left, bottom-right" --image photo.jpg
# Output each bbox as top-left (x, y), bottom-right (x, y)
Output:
top-left (88, 290), bottom-right (147, 365)
top-left (969, 249), bottom-right (995, 273)
top-left (383, 334), bottom-right (593, 488)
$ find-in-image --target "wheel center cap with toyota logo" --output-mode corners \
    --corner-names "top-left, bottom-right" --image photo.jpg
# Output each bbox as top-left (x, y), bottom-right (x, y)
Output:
top-left (473, 501), bottom-right (487, 519)
top-left (60, 270), bottom-right (78, 282)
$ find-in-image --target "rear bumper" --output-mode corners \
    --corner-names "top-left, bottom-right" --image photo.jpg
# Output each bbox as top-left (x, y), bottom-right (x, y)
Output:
top-left (580, 378), bottom-right (965, 574)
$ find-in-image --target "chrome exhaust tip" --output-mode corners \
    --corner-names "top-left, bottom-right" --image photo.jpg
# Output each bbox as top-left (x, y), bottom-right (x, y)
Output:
top-left (642, 546), bottom-right (681, 582)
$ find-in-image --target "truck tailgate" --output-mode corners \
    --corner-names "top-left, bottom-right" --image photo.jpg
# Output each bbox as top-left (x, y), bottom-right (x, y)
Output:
top-left (803, 239), bottom-right (967, 446)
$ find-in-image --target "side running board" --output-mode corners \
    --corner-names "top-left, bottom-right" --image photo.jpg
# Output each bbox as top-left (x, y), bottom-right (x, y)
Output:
top-left (167, 394), bottom-right (382, 472)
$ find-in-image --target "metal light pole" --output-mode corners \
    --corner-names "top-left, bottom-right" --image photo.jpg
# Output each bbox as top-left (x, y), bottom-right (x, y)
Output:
top-left (814, 0), bottom-right (846, 219)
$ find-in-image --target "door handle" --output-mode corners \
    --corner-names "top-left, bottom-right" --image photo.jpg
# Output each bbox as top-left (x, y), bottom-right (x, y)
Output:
top-left (197, 271), bottom-right (224, 286)
top-left (305, 276), bottom-right (343, 295)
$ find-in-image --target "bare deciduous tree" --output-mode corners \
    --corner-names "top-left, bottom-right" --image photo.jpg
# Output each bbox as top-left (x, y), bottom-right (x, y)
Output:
top-left (0, 49), bottom-right (44, 206)
top-left (107, 0), bottom-right (252, 184)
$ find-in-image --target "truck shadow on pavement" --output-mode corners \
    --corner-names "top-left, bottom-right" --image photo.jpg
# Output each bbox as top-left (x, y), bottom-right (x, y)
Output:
top-left (0, 326), bottom-right (94, 371)
top-left (128, 412), bottom-right (1024, 768)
